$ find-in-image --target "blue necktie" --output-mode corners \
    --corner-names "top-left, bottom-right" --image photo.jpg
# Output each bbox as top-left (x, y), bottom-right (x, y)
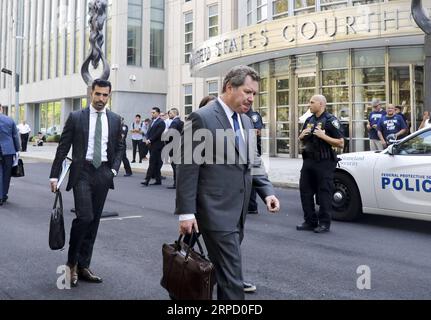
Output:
top-left (232, 112), bottom-right (246, 161)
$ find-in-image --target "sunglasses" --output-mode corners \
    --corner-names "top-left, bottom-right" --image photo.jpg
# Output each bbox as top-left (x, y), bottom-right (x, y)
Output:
top-left (94, 92), bottom-right (109, 97)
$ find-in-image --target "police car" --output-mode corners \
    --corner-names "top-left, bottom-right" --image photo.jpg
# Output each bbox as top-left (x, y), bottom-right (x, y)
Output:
top-left (332, 127), bottom-right (431, 221)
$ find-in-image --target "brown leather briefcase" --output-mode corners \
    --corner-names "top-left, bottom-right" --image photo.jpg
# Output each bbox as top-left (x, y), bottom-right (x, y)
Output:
top-left (161, 233), bottom-right (216, 300)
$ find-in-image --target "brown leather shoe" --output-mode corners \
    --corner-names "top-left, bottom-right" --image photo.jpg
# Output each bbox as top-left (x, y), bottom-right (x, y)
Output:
top-left (78, 268), bottom-right (103, 283)
top-left (67, 263), bottom-right (78, 287)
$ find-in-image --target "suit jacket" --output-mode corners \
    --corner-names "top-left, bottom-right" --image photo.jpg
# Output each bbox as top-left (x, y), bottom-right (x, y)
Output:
top-left (175, 99), bottom-right (274, 232)
top-left (168, 117), bottom-right (184, 157)
top-left (49, 107), bottom-right (125, 191)
top-left (0, 114), bottom-right (20, 155)
top-left (146, 117), bottom-right (166, 150)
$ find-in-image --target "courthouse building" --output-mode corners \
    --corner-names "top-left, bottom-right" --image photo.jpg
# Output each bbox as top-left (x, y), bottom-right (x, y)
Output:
top-left (0, 0), bottom-right (430, 157)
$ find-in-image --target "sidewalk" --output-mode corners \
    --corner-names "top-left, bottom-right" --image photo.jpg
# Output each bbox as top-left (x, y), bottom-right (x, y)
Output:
top-left (20, 143), bottom-right (301, 188)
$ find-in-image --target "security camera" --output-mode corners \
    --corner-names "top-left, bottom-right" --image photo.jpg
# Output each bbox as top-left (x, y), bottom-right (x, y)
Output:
top-left (111, 64), bottom-right (119, 70)
top-left (129, 74), bottom-right (136, 81)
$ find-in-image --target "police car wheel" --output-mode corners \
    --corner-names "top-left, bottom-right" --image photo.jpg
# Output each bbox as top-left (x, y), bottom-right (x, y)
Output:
top-left (332, 172), bottom-right (362, 221)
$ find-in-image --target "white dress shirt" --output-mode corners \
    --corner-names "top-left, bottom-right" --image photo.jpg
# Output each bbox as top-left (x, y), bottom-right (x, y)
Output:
top-left (86, 105), bottom-right (109, 162)
top-left (17, 123), bottom-right (31, 135)
top-left (179, 97), bottom-right (245, 222)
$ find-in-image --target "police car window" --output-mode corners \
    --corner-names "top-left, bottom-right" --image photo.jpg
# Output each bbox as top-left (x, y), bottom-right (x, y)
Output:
top-left (396, 130), bottom-right (431, 155)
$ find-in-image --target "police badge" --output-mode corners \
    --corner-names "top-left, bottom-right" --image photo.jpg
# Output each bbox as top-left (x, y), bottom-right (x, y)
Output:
top-left (332, 119), bottom-right (340, 129)
top-left (252, 114), bottom-right (259, 123)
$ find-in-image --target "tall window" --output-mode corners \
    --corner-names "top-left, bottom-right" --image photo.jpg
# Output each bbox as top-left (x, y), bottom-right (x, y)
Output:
top-left (207, 80), bottom-right (219, 97)
top-left (40, 0), bottom-right (45, 80)
top-left (44, 0), bottom-right (52, 80)
top-left (50, 0), bottom-right (56, 79)
top-left (257, 0), bottom-right (267, 22)
top-left (294, 0), bottom-right (315, 15)
top-left (65, 0), bottom-right (73, 76)
top-left (74, 0), bottom-right (81, 73)
top-left (247, 0), bottom-right (252, 26)
top-left (184, 12), bottom-right (193, 64)
top-left (208, 4), bottom-right (218, 38)
top-left (34, 0), bottom-right (39, 82)
top-left (105, 0), bottom-right (112, 63)
top-left (320, 0), bottom-right (348, 11)
top-left (26, 0), bottom-right (33, 83)
top-left (273, 0), bottom-right (289, 20)
top-left (56, 0), bottom-right (62, 77)
top-left (84, 0), bottom-right (90, 59)
top-left (184, 84), bottom-right (193, 115)
top-left (127, 0), bottom-right (142, 66)
top-left (321, 51), bottom-right (350, 151)
top-left (150, 0), bottom-right (164, 68)
top-left (352, 48), bottom-right (386, 151)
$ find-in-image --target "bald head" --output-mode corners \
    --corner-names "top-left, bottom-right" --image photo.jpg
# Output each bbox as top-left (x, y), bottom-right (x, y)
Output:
top-left (311, 95), bottom-right (327, 105)
top-left (309, 95), bottom-right (327, 116)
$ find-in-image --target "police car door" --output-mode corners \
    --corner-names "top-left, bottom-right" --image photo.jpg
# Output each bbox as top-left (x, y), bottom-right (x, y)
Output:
top-left (373, 128), bottom-right (431, 215)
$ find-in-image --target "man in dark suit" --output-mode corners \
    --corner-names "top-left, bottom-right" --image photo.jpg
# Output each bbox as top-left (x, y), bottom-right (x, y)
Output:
top-left (141, 107), bottom-right (166, 186)
top-left (175, 65), bottom-right (280, 300)
top-left (120, 117), bottom-right (133, 177)
top-left (49, 79), bottom-right (124, 287)
top-left (0, 104), bottom-right (20, 206)
top-left (166, 108), bottom-right (184, 189)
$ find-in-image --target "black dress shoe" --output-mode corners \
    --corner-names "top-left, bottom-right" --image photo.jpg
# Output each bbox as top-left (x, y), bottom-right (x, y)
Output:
top-left (167, 185), bottom-right (176, 189)
top-left (141, 180), bottom-right (149, 186)
top-left (296, 222), bottom-right (317, 231)
top-left (78, 268), bottom-right (103, 283)
top-left (131, 160), bottom-right (136, 163)
top-left (314, 225), bottom-right (330, 233)
top-left (67, 264), bottom-right (78, 287)
top-left (3, 195), bottom-right (8, 202)
top-left (0, 200), bottom-right (3, 206)
top-left (150, 181), bottom-right (162, 185)
top-left (124, 173), bottom-right (132, 177)
top-left (243, 281), bottom-right (257, 293)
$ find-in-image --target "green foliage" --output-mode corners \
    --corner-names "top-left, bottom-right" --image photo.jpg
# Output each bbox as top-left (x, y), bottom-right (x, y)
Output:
top-left (46, 134), bottom-right (61, 143)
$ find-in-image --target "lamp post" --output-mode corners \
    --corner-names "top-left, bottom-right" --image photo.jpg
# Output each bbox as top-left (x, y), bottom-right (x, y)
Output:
top-left (14, 0), bottom-right (24, 124)
top-left (1, 67), bottom-right (13, 116)
top-left (412, 0), bottom-right (431, 113)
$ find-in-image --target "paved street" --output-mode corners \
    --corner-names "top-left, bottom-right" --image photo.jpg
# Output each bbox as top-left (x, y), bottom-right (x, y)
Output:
top-left (1, 161), bottom-right (430, 300)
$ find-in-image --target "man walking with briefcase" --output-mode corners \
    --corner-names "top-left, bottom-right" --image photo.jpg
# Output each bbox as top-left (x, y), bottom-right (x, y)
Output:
top-left (49, 79), bottom-right (124, 287)
top-left (175, 66), bottom-right (280, 300)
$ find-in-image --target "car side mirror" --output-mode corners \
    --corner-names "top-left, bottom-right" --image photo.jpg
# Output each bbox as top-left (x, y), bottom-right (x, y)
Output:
top-left (387, 144), bottom-right (397, 155)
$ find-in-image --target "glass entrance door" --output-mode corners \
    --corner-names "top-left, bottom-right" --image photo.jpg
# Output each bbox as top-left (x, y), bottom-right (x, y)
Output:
top-left (389, 65), bottom-right (424, 133)
top-left (413, 65), bottom-right (424, 131)
top-left (275, 77), bottom-right (290, 155)
top-left (389, 66), bottom-right (411, 134)
top-left (295, 73), bottom-right (316, 157)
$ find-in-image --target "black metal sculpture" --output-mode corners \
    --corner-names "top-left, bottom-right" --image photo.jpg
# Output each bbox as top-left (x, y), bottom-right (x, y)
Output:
top-left (412, 0), bottom-right (431, 34)
top-left (412, 0), bottom-right (431, 113)
top-left (81, 0), bottom-right (110, 85)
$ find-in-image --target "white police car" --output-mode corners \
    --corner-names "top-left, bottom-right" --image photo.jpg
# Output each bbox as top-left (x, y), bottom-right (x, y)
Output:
top-left (332, 127), bottom-right (431, 221)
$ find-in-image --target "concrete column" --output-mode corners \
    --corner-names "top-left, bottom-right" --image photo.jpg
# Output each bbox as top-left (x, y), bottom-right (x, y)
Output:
top-left (24, 103), bottom-right (35, 138)
top-left (60, 98), bottom-right (73, 132)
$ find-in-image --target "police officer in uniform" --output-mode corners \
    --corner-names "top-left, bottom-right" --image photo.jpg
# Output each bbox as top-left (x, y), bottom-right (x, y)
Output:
top-left (246, 107), bottom-right (264, 214)
top-left (297, 95), bottom-right (344, 233)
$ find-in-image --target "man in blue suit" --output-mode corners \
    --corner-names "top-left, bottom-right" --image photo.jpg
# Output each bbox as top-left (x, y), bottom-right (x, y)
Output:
top-left (0, 104), bottom-right (20, 205)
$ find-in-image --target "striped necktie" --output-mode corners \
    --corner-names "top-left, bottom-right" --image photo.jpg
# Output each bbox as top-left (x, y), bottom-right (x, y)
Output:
top-left (93, 112), bottom-right (102, 168)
